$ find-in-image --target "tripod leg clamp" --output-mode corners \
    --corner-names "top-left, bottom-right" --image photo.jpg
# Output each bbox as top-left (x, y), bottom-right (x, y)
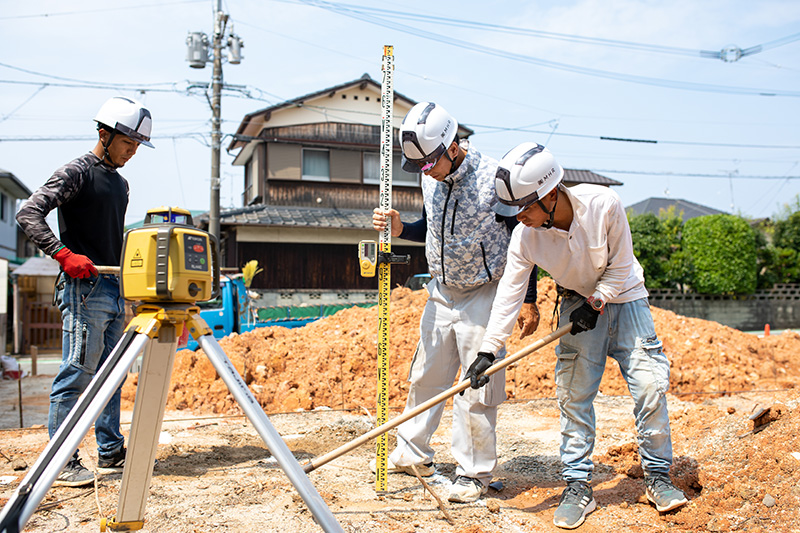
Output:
top-left (100, 517), bottom-right (145, 531)
top-left (378, 251), bottom-right (411, 265)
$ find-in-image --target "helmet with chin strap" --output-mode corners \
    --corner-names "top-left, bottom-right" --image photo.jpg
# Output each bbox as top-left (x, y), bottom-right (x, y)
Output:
top-left (94, 96), bottom-right (154, 148)
top-left (399, 102), bottom-right (458, 173)
top-left (493, 142), bottom-right (564, 226)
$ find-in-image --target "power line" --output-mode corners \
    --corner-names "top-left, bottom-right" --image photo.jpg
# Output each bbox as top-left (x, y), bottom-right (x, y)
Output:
top-left (0, 79), bottom-right (182, 94)
top-left (0, 62), bottom-right (182, 89)
top-left (289, 0), bottom-right (800, 64)
top-left (594, 169), bottom-right (800, 180)
top-left (0, 86), bottom-right (46, 124)
top-left (467, 124), bottom-right (800, 150)
top-left (0, 0), bottom-right (205, 20)
top-left (296, 0), bottom-right (800, 98)
top-left (0, 133), bottom-right (209, 143)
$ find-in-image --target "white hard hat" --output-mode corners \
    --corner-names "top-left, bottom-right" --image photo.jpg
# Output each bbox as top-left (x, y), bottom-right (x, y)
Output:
top-left (400, 102), bottom-right (458, 172)
top-left (94, 96), bottom-right (154, 148)
top-left (493, 142), bottom-right (563, 216)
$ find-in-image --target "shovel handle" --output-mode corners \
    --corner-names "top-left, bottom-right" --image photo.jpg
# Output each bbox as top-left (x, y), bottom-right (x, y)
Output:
top-left (95, 266), bottom-right (120, 276)
top-left (302, 322), bottom-right (573, 473)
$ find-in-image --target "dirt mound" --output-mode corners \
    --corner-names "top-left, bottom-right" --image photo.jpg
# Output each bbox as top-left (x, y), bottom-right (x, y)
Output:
top-left (122, 278), bottom-right (800, 415)
top-left (669, 398), bottom-right (800, 531)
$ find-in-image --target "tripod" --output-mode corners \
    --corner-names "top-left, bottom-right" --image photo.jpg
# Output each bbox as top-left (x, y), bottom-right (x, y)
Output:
top-left (0, 302), bottom-right (342, 533)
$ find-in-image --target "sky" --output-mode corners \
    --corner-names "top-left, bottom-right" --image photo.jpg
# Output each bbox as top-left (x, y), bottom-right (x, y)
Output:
top-left (1, 0), bottom-right (799, 227)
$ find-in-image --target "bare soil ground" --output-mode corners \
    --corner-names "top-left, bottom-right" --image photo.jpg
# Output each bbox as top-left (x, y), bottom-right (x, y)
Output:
top-left (2, 279), bottom-right (800, 532)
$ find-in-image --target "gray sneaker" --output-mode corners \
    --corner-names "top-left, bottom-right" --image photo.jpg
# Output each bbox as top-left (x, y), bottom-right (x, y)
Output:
top-left (447, 476), bottom-right (488, 503)
top-left (53, 457), bottom-right (95, 487)
top-left (97, 447), bottom-right (126, 474)
top-left (553, 481), bottom-right (596, 529)
top-left (645, 474), bottom-right (688, 512)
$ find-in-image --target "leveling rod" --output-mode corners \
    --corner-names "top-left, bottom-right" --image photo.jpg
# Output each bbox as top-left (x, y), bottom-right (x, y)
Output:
top-left (302, 323), bottom-right (573, 474)
top-left (374, 43), bottom-right (395, 493)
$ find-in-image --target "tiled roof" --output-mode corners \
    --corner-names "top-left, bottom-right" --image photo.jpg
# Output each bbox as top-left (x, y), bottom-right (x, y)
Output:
top-left (564, 169), bottom-right (622, 186)
top-left (626, 197), bottom-right (727, 221)
top-left (0, 168), bottom-right (33, 198)
top-left (207, 169), bottom-right (620, 230)
top-left (12, 256), bottom-right (60, 277)
top-left (229, 74), bottom-right (474, 150)
top-left (217, 204), bottom-right (380, 230)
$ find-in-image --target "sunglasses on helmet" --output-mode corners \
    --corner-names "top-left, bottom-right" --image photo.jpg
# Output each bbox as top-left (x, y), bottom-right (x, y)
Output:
top-left (401, 130), bottom-right (448, 173)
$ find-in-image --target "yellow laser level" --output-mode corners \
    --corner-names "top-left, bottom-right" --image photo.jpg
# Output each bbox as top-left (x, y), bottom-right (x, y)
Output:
top-left (120, 206), bottom-right (220, 303)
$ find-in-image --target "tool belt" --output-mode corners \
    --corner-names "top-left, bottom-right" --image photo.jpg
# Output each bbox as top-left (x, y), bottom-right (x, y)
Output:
top-left (556, 285), bottom-right (580, 300)
top-left (552, 285), bottom-right (584, 328)
top-left (52, 271), bottom-right (66, 306)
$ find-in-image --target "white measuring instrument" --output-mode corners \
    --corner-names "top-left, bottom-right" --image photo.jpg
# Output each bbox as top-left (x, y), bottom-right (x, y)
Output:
top-left (357, 45), bottom-right (409, 493)
top-left (375, 44), bottom-right (394, 493)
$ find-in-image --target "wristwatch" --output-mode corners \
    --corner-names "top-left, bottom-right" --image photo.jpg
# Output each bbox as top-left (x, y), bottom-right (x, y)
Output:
top-left (587, 295), bottom-right (605, 314)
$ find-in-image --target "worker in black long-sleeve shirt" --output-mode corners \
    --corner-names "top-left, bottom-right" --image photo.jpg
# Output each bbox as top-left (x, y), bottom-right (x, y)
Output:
top-left (16, 96), bottom-right (154, 488)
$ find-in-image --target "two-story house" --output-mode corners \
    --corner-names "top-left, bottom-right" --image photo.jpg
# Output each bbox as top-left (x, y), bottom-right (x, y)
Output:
top-left (223, 74), bottom-right (621, 295)
top-left (0, 168), bottom-right (33, 261)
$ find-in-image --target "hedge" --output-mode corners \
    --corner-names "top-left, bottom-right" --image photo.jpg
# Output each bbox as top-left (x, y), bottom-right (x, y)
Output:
top-left (682, 214), bottom-right (757, 294)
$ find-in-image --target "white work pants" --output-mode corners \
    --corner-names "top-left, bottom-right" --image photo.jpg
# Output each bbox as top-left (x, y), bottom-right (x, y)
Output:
top-left (390, 278), bottom-right (507, 486)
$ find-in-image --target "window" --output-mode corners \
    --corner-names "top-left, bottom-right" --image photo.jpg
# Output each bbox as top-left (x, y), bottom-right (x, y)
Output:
top-left (244, 160), bottom-right (254, 204)
top-left (302, 149), bottom-right (330, 181)
top-left (363, 152), bottom-right (419, 186)
top-left (0, 192), bottom-right (6, 222)
top-left (363, 152), bottom-right (379, 184)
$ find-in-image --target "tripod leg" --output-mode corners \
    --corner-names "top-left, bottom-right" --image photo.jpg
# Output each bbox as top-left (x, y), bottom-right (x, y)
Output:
top-left (197, 334), bottom-right (343, 533)
top-left (0, 329), bottom-right (150, 533)
top-left (107, 325), bottom-right (178, 530)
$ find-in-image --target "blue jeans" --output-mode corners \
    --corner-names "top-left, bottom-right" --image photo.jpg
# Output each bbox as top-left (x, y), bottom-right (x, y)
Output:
top-left (555, 295), bottom-right (673, 482)
top-left (50, 274), bottom-right (127, 459)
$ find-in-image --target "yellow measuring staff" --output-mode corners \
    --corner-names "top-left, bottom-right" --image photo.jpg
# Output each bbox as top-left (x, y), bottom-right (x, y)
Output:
top-left (357, 45), bottom-right (409, 493)
top-left (375, 44), bottom-right (394, 493)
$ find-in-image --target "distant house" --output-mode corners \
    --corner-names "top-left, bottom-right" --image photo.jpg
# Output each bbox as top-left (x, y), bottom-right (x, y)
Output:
top-left (626, 197), bottom-right (727, 222)
top-left (11, 256), bottom-right (61, 354)
top-left (0, 168), bottom-right (34, 261)
top-left (223, 74), bottom-right (621, 291)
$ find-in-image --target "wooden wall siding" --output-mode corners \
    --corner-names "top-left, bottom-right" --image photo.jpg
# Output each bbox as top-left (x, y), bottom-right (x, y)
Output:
top-left (267, 143), bottom-right (301, 180)
top-left (260, 123), bottom-right (400, 148)
top-left (236, 241), bottom-right (428, 290)
top-left (331, 150), bottom-right (362, 183)
top-left (266, 181), bottom-right (423, 212)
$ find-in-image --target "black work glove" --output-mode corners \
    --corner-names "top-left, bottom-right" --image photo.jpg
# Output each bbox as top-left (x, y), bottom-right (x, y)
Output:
top-left (569, 301), bottom-right (601, 335)
top-left (463, 351), bottom-right (495, 391)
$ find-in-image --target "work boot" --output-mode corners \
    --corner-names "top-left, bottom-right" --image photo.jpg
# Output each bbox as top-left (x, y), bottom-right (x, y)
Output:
top-left (447, 476), bottom-right (487, 503)
top-left (97, 447), bottom-right (126, 474)
top-left (645, 474), bottom-right (688, 512)
top-left (369, 458), bottom-right (435, 477)
top-left (53, 457), bottom-right (95, 487)
top-left (553, 480), bottom-right (596, 529)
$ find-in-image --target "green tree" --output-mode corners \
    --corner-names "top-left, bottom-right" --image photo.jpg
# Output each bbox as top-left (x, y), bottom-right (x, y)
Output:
top-left (628, 212), bottom-right (672, 288)
top-left (682, 214), bottom-right (757, 294)
top-left (754, 226), bottom-right (779, 289)
top-left (773, 211), bottom-right (800, 251)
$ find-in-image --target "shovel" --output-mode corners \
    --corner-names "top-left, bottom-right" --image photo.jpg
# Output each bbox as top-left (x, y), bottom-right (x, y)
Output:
top-left (302, 322), bottom-right (573, 473)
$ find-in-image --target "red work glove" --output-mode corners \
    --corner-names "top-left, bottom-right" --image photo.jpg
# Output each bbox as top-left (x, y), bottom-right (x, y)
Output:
top-left (54, 247), bottom-right (98, 279)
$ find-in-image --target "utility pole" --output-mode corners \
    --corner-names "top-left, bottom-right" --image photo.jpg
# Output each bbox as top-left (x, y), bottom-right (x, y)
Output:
top-left (210, 2), bottom-right (224, 242)
top-left (186, 0), bottom-right (244, 242)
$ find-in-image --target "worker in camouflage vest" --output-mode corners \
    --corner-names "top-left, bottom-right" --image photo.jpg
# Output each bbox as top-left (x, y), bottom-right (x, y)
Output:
top-left (372, 101), bottom-right (538, 503)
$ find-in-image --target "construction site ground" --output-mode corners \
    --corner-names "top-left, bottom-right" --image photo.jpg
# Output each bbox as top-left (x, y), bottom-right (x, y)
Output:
top-left (2, 278), bottom-right (800, 532)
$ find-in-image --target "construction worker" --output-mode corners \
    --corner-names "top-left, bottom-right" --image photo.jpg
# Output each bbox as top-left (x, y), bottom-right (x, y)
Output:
top-left (467, 142), bottom-right (687, 528)
top-left (16, 96), bottom-right (154, 487)
top-left (372, 102), bottom-right (538, 503)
